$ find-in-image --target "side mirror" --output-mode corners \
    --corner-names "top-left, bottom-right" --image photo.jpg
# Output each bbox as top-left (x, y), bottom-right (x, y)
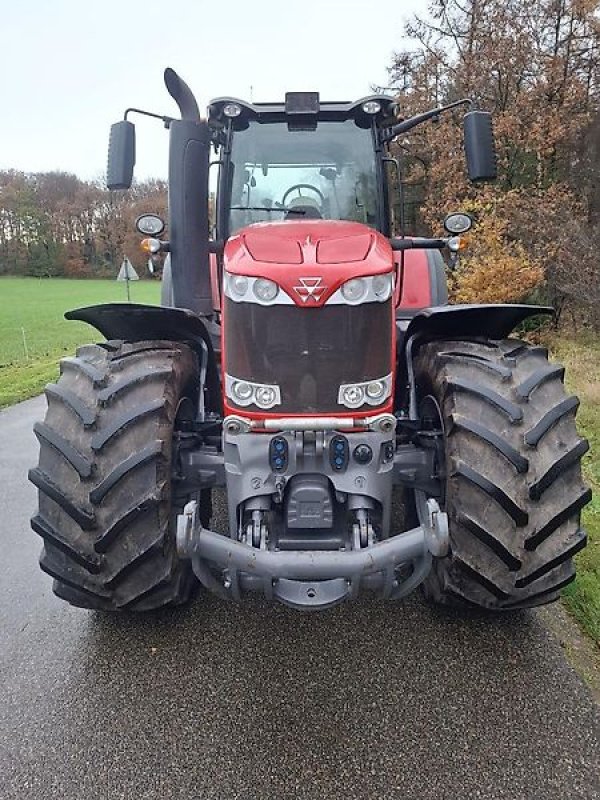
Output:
top-left (463, 111), bottom-right (497, 182)
top-left (107, 120), bottom-right (136, 190)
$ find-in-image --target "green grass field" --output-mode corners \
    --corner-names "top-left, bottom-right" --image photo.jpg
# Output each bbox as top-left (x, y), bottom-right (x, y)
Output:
top-left (0, 277), bottom-right (597, 642)
top-left (0, 277), bottom-right (160, 407)
top-left (549, 336), bottom-right (600, 644)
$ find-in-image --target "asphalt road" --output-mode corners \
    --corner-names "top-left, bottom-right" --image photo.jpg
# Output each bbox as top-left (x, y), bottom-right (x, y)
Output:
top-left (1, 396), bottom-right (599, 800)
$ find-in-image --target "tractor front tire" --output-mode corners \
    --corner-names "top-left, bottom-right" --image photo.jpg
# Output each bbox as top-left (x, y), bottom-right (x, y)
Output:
top-left (414, 338), bottom-right (590, 610)
top-left (29, 340), bottom-right (200, 611)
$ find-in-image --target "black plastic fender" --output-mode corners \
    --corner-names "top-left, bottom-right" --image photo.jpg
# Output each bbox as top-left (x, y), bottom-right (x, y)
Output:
top-left (66, 303), bottom-right (222, 413)
top-left (397, 303), bottom-right (553, 418)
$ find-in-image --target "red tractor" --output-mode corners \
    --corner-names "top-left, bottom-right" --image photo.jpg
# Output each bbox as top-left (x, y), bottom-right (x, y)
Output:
top-left (29, 69), bottom-right (590, 612)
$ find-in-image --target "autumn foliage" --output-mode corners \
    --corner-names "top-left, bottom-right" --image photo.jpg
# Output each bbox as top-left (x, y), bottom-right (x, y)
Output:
top-left (385, 0), bottom-right (600, 322)
top-left (448, 207), bottom-right (544, 304)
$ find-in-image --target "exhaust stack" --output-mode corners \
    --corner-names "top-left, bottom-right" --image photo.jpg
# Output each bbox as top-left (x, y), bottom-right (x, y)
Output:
top-left (164, 68), bottom-right (212, 316)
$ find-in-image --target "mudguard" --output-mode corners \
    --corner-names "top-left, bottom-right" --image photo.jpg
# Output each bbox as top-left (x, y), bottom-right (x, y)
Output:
top-left (397, 303), bottom-right (553, 417)
top-left (403, 303), bottom-right (552, 341)
top-left (66, 303), bottom-right (222, 412)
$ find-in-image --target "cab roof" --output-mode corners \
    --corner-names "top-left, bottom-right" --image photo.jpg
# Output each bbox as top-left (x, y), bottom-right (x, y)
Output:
top-left (208, 94), bottom-right (396, 128)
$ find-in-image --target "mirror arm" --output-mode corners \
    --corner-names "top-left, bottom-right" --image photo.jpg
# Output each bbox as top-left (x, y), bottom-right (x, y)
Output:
top-left (124, 107), bottom-right (174, 129)
top-left (381, 98), bottom-right (472, 143)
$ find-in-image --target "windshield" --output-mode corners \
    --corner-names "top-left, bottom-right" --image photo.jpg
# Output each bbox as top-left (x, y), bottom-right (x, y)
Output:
top-left (227, 120), bottom-right (379, 234)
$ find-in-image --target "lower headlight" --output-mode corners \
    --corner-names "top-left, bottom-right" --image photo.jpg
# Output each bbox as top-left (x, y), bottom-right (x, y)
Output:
top-left (366, 380), bottom-right (386, 400)
top-left (225, 374), bottom-right (281, 410)
top-left (342, 385), bottom-right (365, 408)
top-left (231, 380), bottom-right (253, 405)
top-left (338, 374), bottom-right (392, 409)
top-left (255, 386), bottom-right (277, 408)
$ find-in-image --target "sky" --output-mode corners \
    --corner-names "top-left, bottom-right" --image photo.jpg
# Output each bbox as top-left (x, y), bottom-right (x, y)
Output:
top-left (0, 0), bottom-right (427, 181)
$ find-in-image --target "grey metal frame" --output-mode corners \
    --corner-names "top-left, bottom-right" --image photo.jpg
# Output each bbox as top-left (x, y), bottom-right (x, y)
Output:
top-left (172, 422), bottom-right (450, 609)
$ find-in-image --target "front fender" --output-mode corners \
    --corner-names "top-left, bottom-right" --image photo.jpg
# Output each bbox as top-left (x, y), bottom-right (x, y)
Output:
top-left (66, 303), bottom-right (222, 412)
top-left (397, 303), bottom-right (553, 418)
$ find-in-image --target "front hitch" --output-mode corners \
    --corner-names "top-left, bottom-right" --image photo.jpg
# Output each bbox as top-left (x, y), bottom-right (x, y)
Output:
top-left (177, 499), bottom-right (449, 609)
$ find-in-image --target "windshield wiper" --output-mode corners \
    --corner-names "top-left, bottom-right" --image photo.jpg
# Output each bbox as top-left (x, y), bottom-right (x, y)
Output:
top-left (230, 206), bottom-right (307, 214)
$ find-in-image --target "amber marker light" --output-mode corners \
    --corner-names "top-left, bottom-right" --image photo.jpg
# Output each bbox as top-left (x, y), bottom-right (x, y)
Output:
top-left (140, 237), bottom-right (162, 254)
top-left (447, 235), bottom-right (469, 252)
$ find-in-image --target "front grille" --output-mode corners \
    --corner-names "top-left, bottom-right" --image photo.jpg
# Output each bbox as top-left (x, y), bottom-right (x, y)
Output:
top-left (223, 298), bottom-right (393, 414)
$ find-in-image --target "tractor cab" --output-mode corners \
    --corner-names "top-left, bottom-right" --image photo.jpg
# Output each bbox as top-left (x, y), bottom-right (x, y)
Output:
top-left (207, 94), bottom-right (396, 239)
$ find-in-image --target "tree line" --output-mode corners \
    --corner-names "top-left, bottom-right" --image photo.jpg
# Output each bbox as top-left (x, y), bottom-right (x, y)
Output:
top-left (0, 171), bottom-right (167, 279)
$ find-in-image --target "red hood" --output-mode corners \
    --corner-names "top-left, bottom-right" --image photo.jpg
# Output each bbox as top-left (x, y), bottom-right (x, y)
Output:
top-left (224, 220), bottom-right (394, 307)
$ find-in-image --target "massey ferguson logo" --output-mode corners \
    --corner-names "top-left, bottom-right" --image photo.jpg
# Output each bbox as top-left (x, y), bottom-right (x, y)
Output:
top-left (294, 277), bottom-right (327, 303)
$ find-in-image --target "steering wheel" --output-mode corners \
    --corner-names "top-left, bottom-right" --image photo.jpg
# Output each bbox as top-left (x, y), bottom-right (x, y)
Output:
top-left (282, 183), bottom-right (325, 207)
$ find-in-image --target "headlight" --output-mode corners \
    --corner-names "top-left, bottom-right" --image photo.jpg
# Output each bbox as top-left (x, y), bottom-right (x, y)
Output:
top-left (329, 273), bottom-right (394, 305)
top-left (255, 386), bottom-right (277, 408)
top-left (229, 274), bottom-right (249, 299)
top-left (223, 102), bottom-right (242, 118)
top-left (342, 385), bottom-right (365, 408)
top-left (225, 374), bottom-right (281, 410)
top-left (366, 380), bottom-right (386, 400)
top-left (253, 278), bottom-right (279, 302)
top-left (338, 374), bottom-right (393, 409)
top-left (372, 274), bottom-right (393, 300)
top-left (224, 273), bottom-right (291, 305)
top-left (231, 380), bottom-right (253, 405)
top-left (341, 277), bottom-right (367, 304)
top-left (362, 100), bottom-right (381, 115)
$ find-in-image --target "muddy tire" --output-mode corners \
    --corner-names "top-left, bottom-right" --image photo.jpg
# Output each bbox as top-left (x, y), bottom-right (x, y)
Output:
top-left (29, 340), bottom-right (200, 611)
top-left (414, 338), bottom-right (590, 610)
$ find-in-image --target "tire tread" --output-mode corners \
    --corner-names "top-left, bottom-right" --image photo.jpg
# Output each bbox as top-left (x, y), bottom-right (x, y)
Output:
top-left (30, 340), bottom-right (199, 611)
top-left (415, 337), bottom-right (590, 610)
